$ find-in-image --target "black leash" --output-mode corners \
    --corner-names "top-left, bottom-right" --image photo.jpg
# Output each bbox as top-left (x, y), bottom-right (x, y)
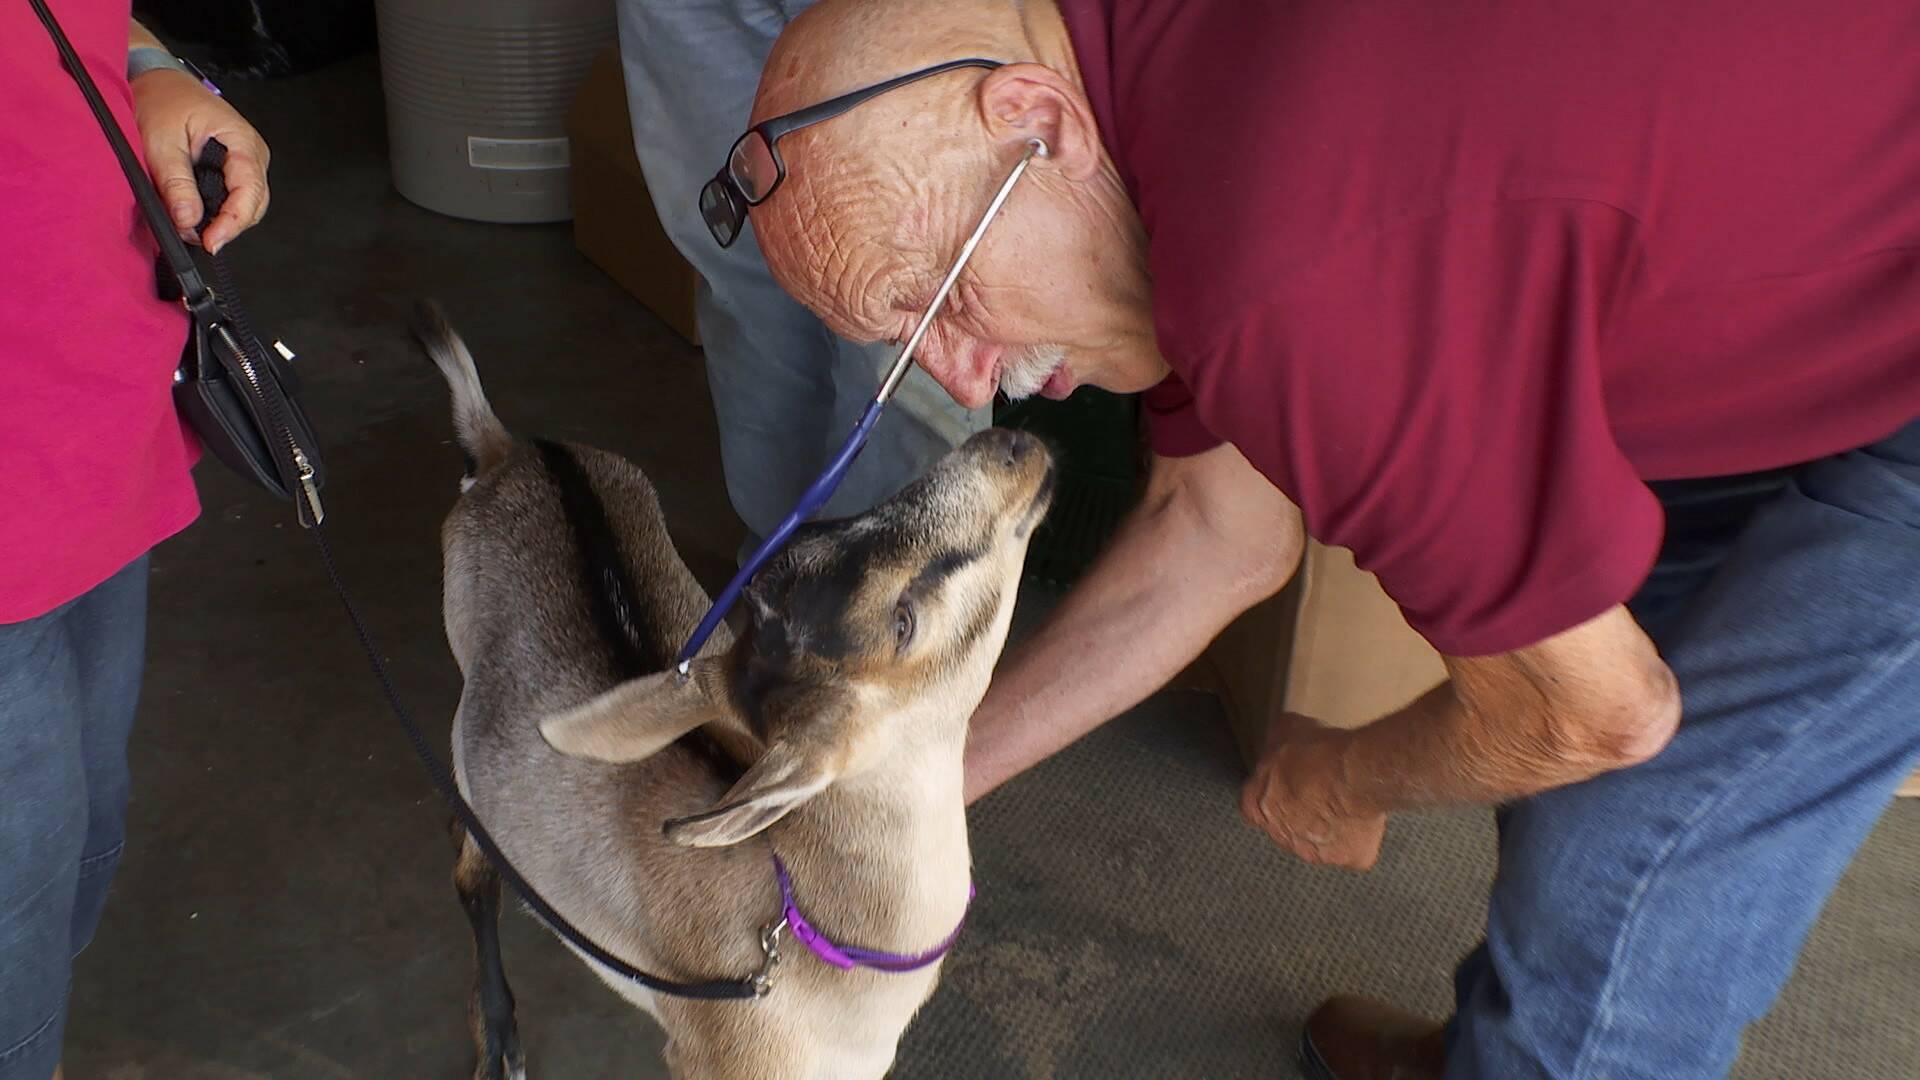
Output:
top-left (30, 0), bottom-right (760, 1003)
top-left (309, 527), bottom-right (762, 1001)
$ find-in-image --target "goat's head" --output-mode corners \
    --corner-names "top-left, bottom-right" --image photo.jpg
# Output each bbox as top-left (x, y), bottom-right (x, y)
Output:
top-left (540, 427), bottom-right (1054, 846)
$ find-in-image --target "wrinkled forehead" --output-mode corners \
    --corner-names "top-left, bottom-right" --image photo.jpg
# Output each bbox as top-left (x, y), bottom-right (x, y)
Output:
top-left (744, 82), bottom-right (970, 342)
top-left (750, 159), bottom-right (929, 345)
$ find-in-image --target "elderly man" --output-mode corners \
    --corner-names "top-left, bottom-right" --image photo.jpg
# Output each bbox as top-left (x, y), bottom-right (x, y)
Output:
top-left (702, 1), bottom-right (1920, 1076)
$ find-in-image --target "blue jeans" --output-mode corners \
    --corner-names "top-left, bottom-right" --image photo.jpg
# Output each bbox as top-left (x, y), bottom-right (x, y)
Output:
top-left (0, 557), bottom-right (148, 1080)
top-left (616, 0), bottom-right (986, 548)
top-left (1449, 418), bottom-right (1920, 1078)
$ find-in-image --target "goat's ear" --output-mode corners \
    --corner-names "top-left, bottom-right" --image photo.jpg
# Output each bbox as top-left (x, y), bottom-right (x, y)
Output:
top-left (539, 658), bottom-right (726, 764)
top-left (662, 693), bottom-right (854, 847)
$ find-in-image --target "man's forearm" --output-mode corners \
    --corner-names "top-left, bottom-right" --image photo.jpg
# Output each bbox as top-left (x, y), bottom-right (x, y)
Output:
top-left (1306, 684), bottom-right (1581, 817)
top-left (963, 510), bottom-right (1239, 801)
top-left (964, 444), bottom-right (1301, 802)
top-left (1290, 609), bottom-right (1684, 818)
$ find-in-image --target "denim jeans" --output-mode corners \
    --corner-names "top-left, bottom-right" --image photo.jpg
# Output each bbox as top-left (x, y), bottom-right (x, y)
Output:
top-left (616, 0), bottom-right (987, 550)
top-left (1449, 417), bottom-right (1920, 1078)
top-left (0, 557), bottom-right (148, 1080)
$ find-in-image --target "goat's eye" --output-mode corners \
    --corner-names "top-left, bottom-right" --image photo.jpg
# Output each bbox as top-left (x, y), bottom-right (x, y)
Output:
top-left (893, 601), bottom-right (916, 651)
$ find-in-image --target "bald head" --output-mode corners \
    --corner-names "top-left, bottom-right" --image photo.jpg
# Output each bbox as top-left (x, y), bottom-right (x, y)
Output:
top-left (739, 0), bottom-right (1168, 408)
top-left (754, 0), bottom-right (1025, 122)
top-left (748, 2), bottom-right (1032, 341)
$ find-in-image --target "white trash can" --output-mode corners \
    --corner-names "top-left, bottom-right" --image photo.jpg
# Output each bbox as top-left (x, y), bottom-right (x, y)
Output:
top-left (376, 0), bottom-right (615, 223)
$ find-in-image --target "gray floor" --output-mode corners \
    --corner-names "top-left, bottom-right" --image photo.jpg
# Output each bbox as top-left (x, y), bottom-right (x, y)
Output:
top-left (64, 55), bottom-right (1918, 1079)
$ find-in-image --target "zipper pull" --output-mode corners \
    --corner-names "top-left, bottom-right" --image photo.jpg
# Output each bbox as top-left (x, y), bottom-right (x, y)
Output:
top-left (292, 446), bottom-right (325, 528)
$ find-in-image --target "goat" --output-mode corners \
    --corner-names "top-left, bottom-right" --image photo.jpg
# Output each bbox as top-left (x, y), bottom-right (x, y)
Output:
top-left (417, 302), bottom-right (1053, 1079)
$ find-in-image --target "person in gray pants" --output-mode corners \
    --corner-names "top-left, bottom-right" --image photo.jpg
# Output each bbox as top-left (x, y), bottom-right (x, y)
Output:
top-left (617, 0), bottom-right (985, 550)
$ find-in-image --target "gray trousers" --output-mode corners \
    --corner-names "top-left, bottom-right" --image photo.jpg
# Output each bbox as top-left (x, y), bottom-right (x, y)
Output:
top-left (617, 0), bottom-right (985, 549)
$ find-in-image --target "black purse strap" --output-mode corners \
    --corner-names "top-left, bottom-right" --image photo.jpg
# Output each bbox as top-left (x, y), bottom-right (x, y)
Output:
top-left (28, 0), bottom-right (212, 315)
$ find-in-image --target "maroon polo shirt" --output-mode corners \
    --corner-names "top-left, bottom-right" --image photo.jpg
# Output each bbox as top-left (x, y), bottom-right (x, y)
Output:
top-left (1059, 0), bottom-right (1920, 655)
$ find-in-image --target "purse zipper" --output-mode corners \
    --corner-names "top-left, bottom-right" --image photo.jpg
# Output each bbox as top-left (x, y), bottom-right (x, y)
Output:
top-left (212, 322), bottom-right (325, 526)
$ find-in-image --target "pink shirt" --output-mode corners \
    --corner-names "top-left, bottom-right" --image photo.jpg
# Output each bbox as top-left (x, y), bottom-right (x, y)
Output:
top-left (2, 0), bottom-right (199, 623)
top-left (1063, 0), bottom-right (1920, 655)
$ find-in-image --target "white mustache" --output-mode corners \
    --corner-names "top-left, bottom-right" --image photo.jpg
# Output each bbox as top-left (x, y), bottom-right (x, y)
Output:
top-left (996, 344), bottom-right (1066, 401)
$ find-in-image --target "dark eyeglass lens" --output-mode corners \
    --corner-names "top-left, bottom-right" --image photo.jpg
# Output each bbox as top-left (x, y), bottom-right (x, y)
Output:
top-left (700, 180), bottom-right (739, 244)
top-left (728, 131), bottom-right (781, 203)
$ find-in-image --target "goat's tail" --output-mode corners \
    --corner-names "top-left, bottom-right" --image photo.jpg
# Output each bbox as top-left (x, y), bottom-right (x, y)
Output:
top-left (412, 299), bottom-right (513, 478)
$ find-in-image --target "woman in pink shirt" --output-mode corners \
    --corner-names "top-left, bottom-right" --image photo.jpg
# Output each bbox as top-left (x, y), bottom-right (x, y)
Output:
top-left (1, 5), bottom-right (268, 1077)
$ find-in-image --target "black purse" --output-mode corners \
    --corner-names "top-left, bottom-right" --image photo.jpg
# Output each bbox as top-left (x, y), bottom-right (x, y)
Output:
top-left (32, 0), bottom-right (326, 526)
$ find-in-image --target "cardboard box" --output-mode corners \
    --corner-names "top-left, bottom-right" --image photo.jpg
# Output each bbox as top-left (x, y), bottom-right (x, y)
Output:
top-left (1191, 547), bottom-right (1920, 796)
top-left (567, 47), bottom-right (702, 346)
top-left (1181, 540), bottom-right (1448, 769)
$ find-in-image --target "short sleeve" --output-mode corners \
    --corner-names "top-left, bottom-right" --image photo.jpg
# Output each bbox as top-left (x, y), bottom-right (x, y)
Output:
top-left (1142, 371), bottom-right (1224, 457)
top-left (1175, 200), bottom-right (1662, 655)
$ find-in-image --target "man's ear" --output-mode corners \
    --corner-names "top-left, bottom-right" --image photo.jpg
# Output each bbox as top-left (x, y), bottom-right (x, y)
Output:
top-left (539, 658), bottom-right (727, 764)
top-left (977, 62), bottom-right (1103, 181)
top-left (661, 692), bottom-right (855, 848)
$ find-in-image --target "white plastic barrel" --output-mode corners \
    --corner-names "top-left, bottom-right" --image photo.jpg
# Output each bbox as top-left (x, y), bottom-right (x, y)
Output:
top-left (376, 0), bottom-right (615, 223)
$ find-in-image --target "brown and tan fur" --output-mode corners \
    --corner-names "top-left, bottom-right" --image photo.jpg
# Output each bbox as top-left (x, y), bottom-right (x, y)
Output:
top-left (416, 302), bottom-right (1053, 1080)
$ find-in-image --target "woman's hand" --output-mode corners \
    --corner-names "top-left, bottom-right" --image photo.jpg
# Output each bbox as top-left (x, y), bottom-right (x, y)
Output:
top-left (131, 69), bottom-right (270, 254)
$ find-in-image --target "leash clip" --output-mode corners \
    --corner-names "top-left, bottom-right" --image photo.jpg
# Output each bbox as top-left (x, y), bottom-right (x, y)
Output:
top-left (750, 916), bottom-right (789, 997)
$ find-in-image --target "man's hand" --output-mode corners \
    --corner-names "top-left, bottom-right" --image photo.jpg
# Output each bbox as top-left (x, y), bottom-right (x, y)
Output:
top-left (1240, 712), bottom-right (1389, 871)
top-left (131, 69), bottom-right (270, 253)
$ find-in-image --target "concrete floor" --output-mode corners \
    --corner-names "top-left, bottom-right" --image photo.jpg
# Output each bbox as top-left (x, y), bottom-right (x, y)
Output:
top-left (60, 54), bottom-right (1919, 1080)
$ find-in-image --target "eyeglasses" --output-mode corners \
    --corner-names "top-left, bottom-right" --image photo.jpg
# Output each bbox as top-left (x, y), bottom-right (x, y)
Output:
top-left (699, 57), bottom-right (1004, 248)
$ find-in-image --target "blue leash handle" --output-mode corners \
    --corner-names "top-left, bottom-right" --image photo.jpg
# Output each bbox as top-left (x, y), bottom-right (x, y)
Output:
top-left (675, 399), bottom-right (885, 672)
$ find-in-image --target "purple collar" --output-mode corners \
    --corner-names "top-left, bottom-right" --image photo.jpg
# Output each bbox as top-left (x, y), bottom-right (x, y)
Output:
top-left (771, 854), bottom-right (975, 973)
